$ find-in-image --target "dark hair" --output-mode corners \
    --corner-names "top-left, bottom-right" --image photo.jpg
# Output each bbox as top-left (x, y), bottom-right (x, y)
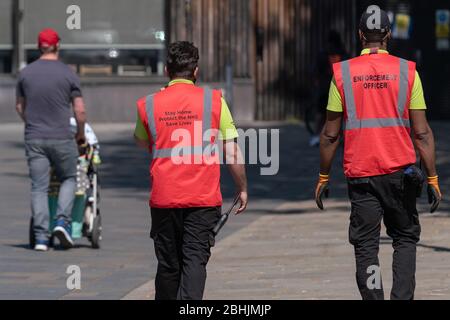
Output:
top-left (166, 41), bottom-right (199, 80)
top-left (361, 31), bottom-right (389, 43)
top-left (39, 45), bottom-right (58, 54)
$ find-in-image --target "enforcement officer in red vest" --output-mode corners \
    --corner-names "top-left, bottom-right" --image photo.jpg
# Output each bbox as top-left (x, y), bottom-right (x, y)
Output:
top-left (134, 41), bottom-right (248, 300)
top-left (315, 7), bottom-right (442, 300)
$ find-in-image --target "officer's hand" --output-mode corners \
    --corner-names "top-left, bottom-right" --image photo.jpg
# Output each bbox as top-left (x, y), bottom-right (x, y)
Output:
top-left (315, 174), bottom-right (330, 211)
top-left (236, 191), bottom-right (248, 215)
top-left (76, 132), bottom-right (86, 146)
top-left (428, 176), bottom-right (442, 214)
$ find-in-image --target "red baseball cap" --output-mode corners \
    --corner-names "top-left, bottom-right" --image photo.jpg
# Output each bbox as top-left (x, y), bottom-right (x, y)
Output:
top-left (38, 28), bottom-right (60, 48)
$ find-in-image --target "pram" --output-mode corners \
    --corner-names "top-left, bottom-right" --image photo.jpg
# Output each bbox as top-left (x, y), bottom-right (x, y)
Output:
top-left (29, 119), bottom-right (102, 249)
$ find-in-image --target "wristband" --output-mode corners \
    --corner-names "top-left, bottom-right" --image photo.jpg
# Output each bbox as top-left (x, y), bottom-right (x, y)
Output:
top-left (428, 176), bottom-right (439, 184)
top-left (319, 174), bottom-right (330, 183)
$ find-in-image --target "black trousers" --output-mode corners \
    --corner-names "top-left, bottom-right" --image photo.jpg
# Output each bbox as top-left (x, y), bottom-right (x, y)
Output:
top-left (348, 169), bottom-right (421, 300)
top-left (150, 207), bottom-right (221, 300)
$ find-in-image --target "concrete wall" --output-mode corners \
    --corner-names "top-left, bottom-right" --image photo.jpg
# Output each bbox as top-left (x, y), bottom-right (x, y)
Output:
top-left (0, 76), bottom-right (255, 123)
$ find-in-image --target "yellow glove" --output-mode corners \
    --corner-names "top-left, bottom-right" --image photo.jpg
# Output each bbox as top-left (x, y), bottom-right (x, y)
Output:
top-left (428, 176), bottom-right (442, 213)
top-left (315, 174), bottom-right (330, 210)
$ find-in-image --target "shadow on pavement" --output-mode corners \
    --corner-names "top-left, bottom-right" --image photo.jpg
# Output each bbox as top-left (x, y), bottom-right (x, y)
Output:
top-left (6, 243), bottom-right (95, 251)
top-left (381, 236), bottom-right (450, 253)
top-left (417, 243), bottom-right (450, 253)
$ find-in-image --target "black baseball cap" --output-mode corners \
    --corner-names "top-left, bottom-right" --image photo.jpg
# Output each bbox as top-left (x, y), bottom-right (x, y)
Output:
top-left (359, 6), bottom-right (391, 34)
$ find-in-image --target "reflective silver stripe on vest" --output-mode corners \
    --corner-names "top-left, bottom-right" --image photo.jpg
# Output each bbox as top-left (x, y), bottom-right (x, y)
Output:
top-left (345, 118), bottom-right (411, 130)
top-left (341, 59), bottom-right (411, 131)
top-left (146, 94), bottom-right (157, 142)
top-left (203, 87), bottom-right (213, 146)
top-left (341, 60), bottom-right (357, 122)
top-left (152, 146), bottom-right (205, 159)
top-left (397, 59), bottom-right (409, 118)
top-left (146, 87), bottom-right (214, 159)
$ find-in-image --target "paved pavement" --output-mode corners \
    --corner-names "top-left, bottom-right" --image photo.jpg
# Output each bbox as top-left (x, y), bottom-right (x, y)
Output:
top-left (1, 122), bottom-right (449, 300)
top-left (204, 208), bottom-right (450, 300)
top-left (204, 122), bottom-right (450, 300)
top-left (0, 124), bottom-right (258, 300)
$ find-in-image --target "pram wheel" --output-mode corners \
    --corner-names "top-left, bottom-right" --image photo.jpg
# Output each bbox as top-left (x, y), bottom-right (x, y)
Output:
top-left (91, 212), bottom-right (102, 249)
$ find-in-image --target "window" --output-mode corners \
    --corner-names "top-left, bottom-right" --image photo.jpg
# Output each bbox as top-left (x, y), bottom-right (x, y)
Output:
top-left (0, 0), bottom-right (13, 73)
top-left (23, 0), bottom-right (166, 76)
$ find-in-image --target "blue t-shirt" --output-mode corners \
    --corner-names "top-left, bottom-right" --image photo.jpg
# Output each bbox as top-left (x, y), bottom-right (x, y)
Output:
top-left (16, 59), bottom-right (82, 140)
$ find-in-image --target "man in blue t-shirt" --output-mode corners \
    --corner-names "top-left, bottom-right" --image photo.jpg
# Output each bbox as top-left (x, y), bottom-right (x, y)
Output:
top-left (16, 29), bottom-right (87, 251)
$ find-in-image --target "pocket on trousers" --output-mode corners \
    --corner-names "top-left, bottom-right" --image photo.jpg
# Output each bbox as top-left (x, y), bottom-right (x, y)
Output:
top-left (150, 213), bottom-right (157, 239)
top-left (150, 227), bottom-right (156, 240)
top-left (209, 233), bottom-right (216, 248)
top-left (208, 207), bottom-right (221, 248)
top-left (348, 208), bottom-right (362, 245)
top-left (150, 218), bottom-right (159, 240)
top-left (389, 172), bottom-right (412, 212)
top-left (388, 178), bottom-right (404, 195)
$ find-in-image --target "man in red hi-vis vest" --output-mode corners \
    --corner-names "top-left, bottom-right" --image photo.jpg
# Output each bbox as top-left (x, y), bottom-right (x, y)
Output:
top-left (315, 7), bottom-right (442, 300)
top-left (134, 42), bottom-right (248, 300)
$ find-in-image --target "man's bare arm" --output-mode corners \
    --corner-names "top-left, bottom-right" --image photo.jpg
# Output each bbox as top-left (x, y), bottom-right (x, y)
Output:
top-left (319, 111), bottom-right (343, 175)
top-left (16, 97), bottom-right (26, 122)
top-left (73, 97), bottom-right (87, 144)
top-left (410, 110), bottom-right (437, 177)
top-left (223, 139), bottom-right (248, 214)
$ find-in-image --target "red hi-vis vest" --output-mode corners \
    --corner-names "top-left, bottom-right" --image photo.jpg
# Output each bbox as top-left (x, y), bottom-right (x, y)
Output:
top-left (333, 52), bottom-right (417, 178)
top-left (136, 83), bottom-right (223, 208)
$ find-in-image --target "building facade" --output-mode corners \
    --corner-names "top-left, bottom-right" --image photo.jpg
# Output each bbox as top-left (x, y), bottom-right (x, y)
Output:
top-left (0, 0), bottom-right (449, 122)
